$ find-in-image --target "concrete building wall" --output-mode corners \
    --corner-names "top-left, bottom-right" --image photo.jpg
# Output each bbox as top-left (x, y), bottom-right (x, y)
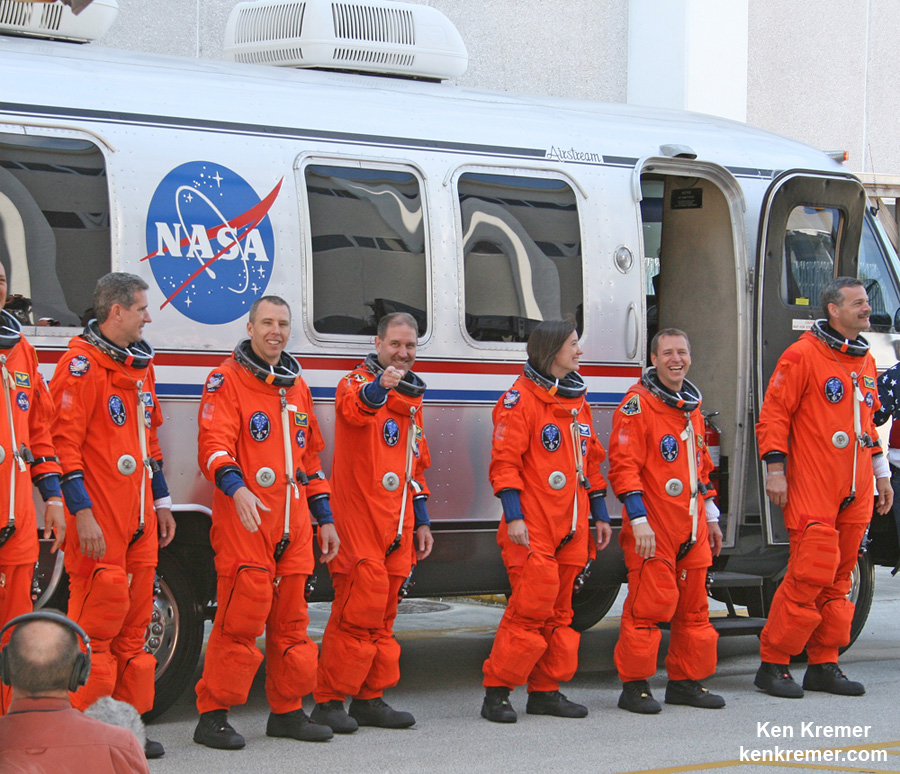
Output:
top-left (93, 0), bottom-right (898, 174)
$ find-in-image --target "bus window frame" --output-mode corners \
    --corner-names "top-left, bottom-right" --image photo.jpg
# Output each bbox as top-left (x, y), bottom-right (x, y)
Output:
top-left (448, 163), bottom-right (588, 352)
top-left (294, 152), bottom-right (433, 349)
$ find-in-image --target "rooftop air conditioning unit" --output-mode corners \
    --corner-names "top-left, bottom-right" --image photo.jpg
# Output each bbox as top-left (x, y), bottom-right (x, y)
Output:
top-left (0, 0), bottom-right (118, 42)
top-left (224, 0), bottom-right (467, 81)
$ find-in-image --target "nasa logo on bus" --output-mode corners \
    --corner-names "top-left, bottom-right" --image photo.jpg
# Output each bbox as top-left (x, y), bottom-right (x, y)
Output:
top-left (69, 355), bottom-right (90, 377)
top-left (541, 424), bottom-right (561, 452)
top-left (144, 161), bottom-right (282, 325)
top-left (108, 395), bottom-right (127, 426)
top-left (660, 434), bottom-right (679, 462)
top-left (249, 411), bottom-right (270, 441)
top-left (296, 428), bottom-right (306, 448)
top-left (824, 377), bottom-right (844, 403)
top-left (16, 392), bottom-right (28, 412)
top-left (205, 373), bottom-right (225, 393)
top-left (502, 390), bottom-right (520, 409)
top-left (383, 418), bottom-right (400, 447)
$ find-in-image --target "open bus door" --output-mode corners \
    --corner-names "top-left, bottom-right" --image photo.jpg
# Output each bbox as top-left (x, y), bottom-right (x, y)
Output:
top-left (752, 170), bottom-right (878, 651)
top-left (755, 170), bottom-right (866, 545)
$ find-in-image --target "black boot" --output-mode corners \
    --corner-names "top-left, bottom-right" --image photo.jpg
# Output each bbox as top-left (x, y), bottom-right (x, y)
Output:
top-left (310, 700), bottom-right (359, 734)
top-left (266, 709), bottom-right (334, 742)
top-left (193, 710), bottom-right (246, 750)
top-left (803, 663), bottom-right (865, 696)
top-left (665, 679), bottom-right (725, 708)
top-left (617, 680), bottom-right (662, 714)
top-left (144, 738), bottom-right (165, 759)
top-left (348, 697), bottom-right (415, 729)
top-left (754, 661), bottom-right (804, 698)
top-left (525, 690), bottom-right (588, 718)
top-left (481, 686), bottom-right (517, 723)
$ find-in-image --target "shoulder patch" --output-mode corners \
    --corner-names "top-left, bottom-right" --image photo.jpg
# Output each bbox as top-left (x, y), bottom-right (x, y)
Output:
top-left (864, 375), bottom-right (876, 390)
top-left (14, 372), bottom-right (30, 389)
top-left (205, 372), bottom-right (225, 393)
top-left (619, 395), bottom-right (641, 415)
top-left (294, 412), bottom-right (308, 427)
top-left (346, 372), bottom-right (370, 383)
top-left (781, 349), bottom-right (803, 365)
top-left (502, 389), bottom-right (520, 409)
top-left (68, 355), bottom-right (91, 377)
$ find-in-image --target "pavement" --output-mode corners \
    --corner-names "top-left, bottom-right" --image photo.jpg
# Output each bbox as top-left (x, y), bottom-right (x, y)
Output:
top-left (143, 568), bottom-right (900, 774)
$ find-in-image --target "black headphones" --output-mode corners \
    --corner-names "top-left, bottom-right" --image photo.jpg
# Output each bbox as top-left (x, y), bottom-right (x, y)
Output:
top-left (0, 611), bottom-right (91, 693)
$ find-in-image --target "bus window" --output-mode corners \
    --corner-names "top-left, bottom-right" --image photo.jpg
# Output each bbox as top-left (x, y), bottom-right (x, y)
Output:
top-left (305, 164), bottom-right (427, 337)
top-left (0, 133), bottom-right (108, 326)
top-left (782, 205), bottom-right (838, 307)
top-left (858, 214), bottom-right (900, 332)
top-left (458, 172), bottom-right (582, 342)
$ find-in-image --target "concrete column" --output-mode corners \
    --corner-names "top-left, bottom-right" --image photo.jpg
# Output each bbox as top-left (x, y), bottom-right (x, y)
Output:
top-left (627, 0), bottom-right (748, 122)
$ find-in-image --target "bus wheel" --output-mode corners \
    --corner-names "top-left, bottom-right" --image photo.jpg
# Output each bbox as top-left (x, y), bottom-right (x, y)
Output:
top-left (571, 585), bottom-right (620, 632)
top-left (142, 552), bottom-right (204, 721)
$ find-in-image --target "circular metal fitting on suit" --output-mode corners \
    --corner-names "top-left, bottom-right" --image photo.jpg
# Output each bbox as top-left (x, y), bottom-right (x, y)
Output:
top-left (665, 478), bottom-right (684, 496)
top-left (256, 467), bottom-right (276, 487)
top-left (832, 431), bottom-right (850, 449)
top-left (382, 472), bottom-right (400, 491)
top-left (548, 471), bottom-right (567, 490)
top-left (117, 454), bottom-right (137, 475)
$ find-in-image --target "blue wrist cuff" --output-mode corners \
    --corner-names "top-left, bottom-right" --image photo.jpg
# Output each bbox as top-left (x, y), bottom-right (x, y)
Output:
top-left (37, 475), bottom-right (62, 501)
top-left (414, 497), bottom-right (430, 528)
top-left (499, 489), bottom-right (523, 523)
top-left (623, 492), bottom-right (647, 521)
top-left (219, 469), bottom-right (245, 498)
top-left (308, 494), bottom-right (334, 525)
top-left (362, 378), bottom-right (390, 408)
top-left (61, 477), bottom-right (92, 514)
top-left (589, 493), bottom-right (611, 524)
top-left (151, 466), bottom-right (170, 500)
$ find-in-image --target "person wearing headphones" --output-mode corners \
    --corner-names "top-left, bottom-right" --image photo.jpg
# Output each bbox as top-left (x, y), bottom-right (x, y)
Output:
top-left (0, 611), bottom-right (149, 773)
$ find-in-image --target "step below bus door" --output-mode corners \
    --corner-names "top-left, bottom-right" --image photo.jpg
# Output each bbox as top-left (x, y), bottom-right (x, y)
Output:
top-left (755, 170), bottom-right (866, 544)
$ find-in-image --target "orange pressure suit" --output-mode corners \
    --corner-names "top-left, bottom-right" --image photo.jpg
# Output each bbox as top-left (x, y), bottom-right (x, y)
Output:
top-left (482, 366), bottom-right (606, 692)
top-left (608, 370), bottom-right (718, 683)
top-left (314, 355), bottom-right (430, 703)
top-left (195, 342), bottom-right (331, 715)
top-left (0, 311), bottom-right (62, 713)
top-left (50, 328), bottom-right (163, 713)
top-left (756, 324), bottom-right (881, 664)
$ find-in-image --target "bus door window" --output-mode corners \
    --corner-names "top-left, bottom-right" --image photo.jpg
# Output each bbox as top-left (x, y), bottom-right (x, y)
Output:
top-left (304, 164), bottom-right (428, 337)
top-left (457, 172), bottom-right (583, 343)
top-left (0, 133), bottom-right (108, 327)
top-left (858, 214), bottom-right (900, 332)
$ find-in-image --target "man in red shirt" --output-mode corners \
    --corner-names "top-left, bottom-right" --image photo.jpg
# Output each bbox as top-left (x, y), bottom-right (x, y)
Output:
top-left (0, 612), bottom-right (149, 773)
top-left (755, 277), bottom-right (892, 697)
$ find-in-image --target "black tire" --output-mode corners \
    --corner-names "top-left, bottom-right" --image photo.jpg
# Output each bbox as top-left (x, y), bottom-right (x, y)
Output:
top-left (142, 551), bottom-right (204, 721)
top-left (571, 584), bottom-right (621, 632)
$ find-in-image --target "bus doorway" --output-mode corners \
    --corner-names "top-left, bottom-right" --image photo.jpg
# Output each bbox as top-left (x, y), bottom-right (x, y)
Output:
top-left (638, 164), bottom-right (749, 549)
